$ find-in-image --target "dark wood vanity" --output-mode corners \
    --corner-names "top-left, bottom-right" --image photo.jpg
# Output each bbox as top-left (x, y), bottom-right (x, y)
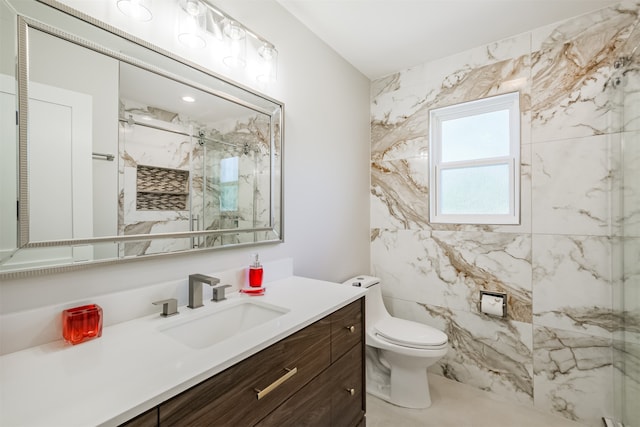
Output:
top-left (120, 298), bottom-right (365, 427)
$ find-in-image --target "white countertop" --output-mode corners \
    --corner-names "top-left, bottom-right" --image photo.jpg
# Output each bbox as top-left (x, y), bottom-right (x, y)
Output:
top-left (0, 276), bottom-right (366, 427)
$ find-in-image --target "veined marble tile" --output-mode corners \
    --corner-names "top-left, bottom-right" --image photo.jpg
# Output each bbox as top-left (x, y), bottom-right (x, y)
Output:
top-left (620, 131), bottom-right (640, 237)
top-left (371, 66), bottom-right (428, 162)
top-left (424, 32), bottom-right (530, 108)
top-left (530, 3), bottom-right (639, 142)
top-left (613, 338), bottom-right (640, 425)
top-left (532, 234), bottom-right (614, 339)
top-left (370, 158), bottom-right (429, 229)
top-left (370, 144), bottom-right (532, 234)
top-left (365, 346), bottom-right (391, 402)
top-left (615, 236), bottom-right (640, 345)
top-left (531, 134), bottom-right (620, 236)
top-left (425, 55), bottom-right (532, 120)
top-left (370, 103), bottom-right (428, 163)
top-left (533, 326), bottom-right (614, 426)
top-left (413, 302), bottom-right (534, 406)
top-left (371, 64), bottom-right (427, 121)
top-left (371, 229), bottom-right (532, 323)
top-left (623, 67), bottom-right (640, 133)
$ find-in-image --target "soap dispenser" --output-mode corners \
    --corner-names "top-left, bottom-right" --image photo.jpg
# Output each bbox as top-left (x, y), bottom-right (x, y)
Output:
top-left (249, 253), bottom-right (263, 287)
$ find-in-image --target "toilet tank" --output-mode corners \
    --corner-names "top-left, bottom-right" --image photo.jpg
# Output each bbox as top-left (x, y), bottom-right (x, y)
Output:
top-left (342, 275), bottom-right (389, 324)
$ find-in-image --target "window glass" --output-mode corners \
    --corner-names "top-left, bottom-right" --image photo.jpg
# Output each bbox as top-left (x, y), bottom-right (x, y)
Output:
top-left (441, 110), bottom-right (509, 162)
top-left (220, 156), bottom-right (238, 183)
top-left (440, 164), bottom-right (510, 215)
top-left (220, 156), bottom-right (239, 212)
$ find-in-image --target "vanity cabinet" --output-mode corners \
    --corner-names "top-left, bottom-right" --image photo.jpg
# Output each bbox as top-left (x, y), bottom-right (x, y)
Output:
top-left (119, 408), bottom-right (158, 427)
top-left (121, 298), bottom-right (365, 427)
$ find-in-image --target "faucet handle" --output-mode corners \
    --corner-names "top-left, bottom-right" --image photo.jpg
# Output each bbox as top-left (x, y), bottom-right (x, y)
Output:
top-left (211, 284), bottom-right (232, 302)
top-left (152, 298), bottom-right (179, 317)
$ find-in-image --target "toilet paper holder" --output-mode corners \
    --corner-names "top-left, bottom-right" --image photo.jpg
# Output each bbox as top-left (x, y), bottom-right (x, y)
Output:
top-left (479, 290), bottom-right (507, 318)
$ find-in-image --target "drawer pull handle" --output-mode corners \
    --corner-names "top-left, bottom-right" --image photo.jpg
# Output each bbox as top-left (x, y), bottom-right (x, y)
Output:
top-left (255, 367), bottom-right (298, 400)
top-left (346, 325), bottom-right (356, 333)
top-left (346, 388), bottom-right (355, 396)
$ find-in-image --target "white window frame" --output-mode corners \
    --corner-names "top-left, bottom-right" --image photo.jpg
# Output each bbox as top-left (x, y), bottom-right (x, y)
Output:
top-left (429, 92), bottom-right (520, 225)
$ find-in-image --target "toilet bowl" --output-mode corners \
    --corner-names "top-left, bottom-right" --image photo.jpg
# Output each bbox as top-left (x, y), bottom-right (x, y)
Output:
top-left (343, 275), bottom-right (448, 409)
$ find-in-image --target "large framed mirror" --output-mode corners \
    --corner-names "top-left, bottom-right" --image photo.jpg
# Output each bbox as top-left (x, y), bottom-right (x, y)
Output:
top-left (0, 0), bottom-right (283, 277)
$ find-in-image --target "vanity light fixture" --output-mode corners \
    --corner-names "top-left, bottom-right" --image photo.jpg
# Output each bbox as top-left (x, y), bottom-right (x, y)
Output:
top-left (116, 0), bottom-right (152, 22)
top-left (207, 4), bottom-right (278, 81)
top-left (257, 42), bottom-right (278, 83)
top-left (117, 0), bottom-right (278, 81)
top-left (177, 0), bottom-right (207, 49)
top-left (222, 19), bottom-right (247, 69)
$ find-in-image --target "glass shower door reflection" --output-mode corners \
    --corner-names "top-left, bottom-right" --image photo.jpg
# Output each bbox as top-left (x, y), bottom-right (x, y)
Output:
top-left (612, 30), bottom-right (640, 427)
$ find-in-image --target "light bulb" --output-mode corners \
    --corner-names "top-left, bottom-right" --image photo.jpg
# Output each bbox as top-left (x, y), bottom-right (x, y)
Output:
top-left (223, 20), bottom-right (247, 68)
top-left (185, 0), bottom-right (200, 16)
top-left (257, 43), bottom-right (278, 83)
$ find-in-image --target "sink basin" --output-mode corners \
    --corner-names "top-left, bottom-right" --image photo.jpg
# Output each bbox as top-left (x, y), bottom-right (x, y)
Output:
top-left (159, 299), bottom-right (289, 349)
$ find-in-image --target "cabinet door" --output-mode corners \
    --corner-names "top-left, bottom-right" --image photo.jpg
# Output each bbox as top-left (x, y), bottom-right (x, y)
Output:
top-left (330, 344), bottom-right (364, 427)
top-left (159, 317), bottom-right (331, 426)
top-left (330, 299), bottom-right (364, 363)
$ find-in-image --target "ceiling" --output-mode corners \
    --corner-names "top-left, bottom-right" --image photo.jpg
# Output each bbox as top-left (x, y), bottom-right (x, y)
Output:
top-left (276, 0), bottom-right (621, 80)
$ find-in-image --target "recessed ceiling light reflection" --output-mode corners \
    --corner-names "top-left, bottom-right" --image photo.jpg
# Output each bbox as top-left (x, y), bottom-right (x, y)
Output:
top-left (182, 96), bottom-right (196, 103)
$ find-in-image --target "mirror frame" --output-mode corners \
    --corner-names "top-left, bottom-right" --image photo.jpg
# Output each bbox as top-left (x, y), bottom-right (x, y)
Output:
top-left (1, 0), bottom-right (284, 278)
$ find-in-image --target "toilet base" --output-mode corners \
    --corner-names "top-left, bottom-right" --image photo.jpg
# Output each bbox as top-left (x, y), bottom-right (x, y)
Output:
top-left (366, 346), bottom-right (436, 409)
top-left (389, 363), bottom-right (432, 409)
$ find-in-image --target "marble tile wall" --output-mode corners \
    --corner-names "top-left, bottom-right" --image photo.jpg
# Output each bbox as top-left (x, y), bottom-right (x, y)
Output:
top-left (369, 2), bottom-right (640, 426)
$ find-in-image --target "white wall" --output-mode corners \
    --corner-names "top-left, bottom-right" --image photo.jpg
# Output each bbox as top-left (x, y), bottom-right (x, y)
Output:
top-left (0, 0), bottom-right (370, 351)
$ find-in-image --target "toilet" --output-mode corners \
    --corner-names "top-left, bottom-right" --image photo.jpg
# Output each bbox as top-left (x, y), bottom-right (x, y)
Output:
top-left (343, 275), bottom-right (448, 409)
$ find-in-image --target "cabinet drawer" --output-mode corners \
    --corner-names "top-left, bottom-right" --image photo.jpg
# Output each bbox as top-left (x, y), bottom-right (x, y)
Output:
top-left (255, 365), bottom-right (332, 427)
top-left (159, 317), bottom-right (331, 426)
top-left (330, 299), bottom-right (363, 362)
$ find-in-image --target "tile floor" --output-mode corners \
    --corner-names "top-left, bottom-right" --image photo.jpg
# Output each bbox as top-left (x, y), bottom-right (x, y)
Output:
top-left (366, 374), bottom-right (587, 427)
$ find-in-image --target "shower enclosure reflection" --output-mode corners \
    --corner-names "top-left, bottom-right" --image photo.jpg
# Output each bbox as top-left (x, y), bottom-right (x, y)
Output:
top-left (117, 62), bottom-right (272, 257)
top-left (611, 26), bottom-right (640, 427)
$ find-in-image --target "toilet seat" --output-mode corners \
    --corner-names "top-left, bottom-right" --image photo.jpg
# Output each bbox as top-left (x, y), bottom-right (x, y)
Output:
top-left (373, 317), bottom-right (448, 350)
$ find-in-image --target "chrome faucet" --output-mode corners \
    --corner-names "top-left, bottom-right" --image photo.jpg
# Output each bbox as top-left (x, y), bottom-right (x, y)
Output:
top-left (188, 274), bottom-right (220, 308)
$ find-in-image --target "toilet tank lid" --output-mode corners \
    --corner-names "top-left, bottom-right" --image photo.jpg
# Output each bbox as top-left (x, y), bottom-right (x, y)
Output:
top-left (342, 275), bottom-right (380, 288)
top-left (374, 317), bottom-right (448, 347)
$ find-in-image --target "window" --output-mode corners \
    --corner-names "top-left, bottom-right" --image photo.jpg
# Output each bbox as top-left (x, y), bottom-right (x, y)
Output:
top-left (220, 156), bottom-right (239, 212)
top-left (429, 92), bottom-right (520, 224)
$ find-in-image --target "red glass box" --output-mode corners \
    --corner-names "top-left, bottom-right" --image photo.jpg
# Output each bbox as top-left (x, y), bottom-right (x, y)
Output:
top-left (62, 304), bottom-right (103, 345)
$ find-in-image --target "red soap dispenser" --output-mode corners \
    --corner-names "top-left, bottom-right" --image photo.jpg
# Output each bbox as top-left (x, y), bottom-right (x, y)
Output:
top-left (249, 253), bottom-right (263, 288)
